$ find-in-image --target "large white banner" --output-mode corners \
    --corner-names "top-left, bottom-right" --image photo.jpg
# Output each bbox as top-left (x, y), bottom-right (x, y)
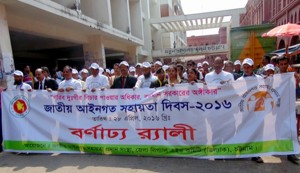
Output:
top-left (1, 73), bottom-right (299, 158)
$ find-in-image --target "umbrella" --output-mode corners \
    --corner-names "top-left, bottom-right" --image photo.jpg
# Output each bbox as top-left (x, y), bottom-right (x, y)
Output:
top-left (262, 23), bottom-right (300, 56)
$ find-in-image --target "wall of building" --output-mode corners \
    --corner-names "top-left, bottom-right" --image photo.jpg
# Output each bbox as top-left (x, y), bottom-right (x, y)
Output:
top-left (240, 0), bottom-right (300, 49)
top-left (0, 0), bottom-right (151, 75)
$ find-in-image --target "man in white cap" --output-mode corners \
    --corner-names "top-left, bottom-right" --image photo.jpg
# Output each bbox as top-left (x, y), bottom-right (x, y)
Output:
top-left (202, 61), bottom-right (210, 78)
top-left (111, 61), bottom-right (137, 89)
top-left (237, 58), bottom-right (262, 80)
top-left (83, 63), bottom-right (109, 92)
top-left (197, 62), bottom-right (202, 71)
top-left (134, 62), bottom-right (157, 88)
top-left (233, 60), bottom-right (243, 78)
top-left (154, 61), bottom-right (163, 74)
top-left (80, 68), bottom-right (89, 82)
top-left (263, 64), bottom-right (275, 77)
top-left (72, 69), bottom-right (86, 89)
top-left (58, 66), bottom-right (82, 92)
top-left (135, 63), bottom-right (143, 77)
top-left (129, 66), bottom-right (136, 77)
top-left (12, 70), bottom-right (32, 91)
top-left (236, 57), bottom-right (263, 164)
top-left (162, 65), bottom-right (169, 72)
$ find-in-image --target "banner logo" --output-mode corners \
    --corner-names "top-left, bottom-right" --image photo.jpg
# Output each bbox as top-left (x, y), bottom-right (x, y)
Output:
top-left (247, 91), bottom-right (274, 112)
top-left (9, 95), bottom-right (30, 118)
top-left (239, 85), bottom-right (280, 112)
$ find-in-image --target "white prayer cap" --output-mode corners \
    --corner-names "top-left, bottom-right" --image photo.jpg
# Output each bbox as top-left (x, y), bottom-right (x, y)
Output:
top-left (135, 63), bottom-right (142, 67)
top-left (162, 65), bottom-right (169, 71)
top-left (13, 70), bottom-right (23, 76)
top-left (264, 64), bottom-right (275, 71)
top-left (99, 67), bottom-right (104, 74)
top-left (72, 69), bottom-right (78, 74)
top-left (142, 62), bottom-right (151, 68)
top-left (89, 63), bottom-right (100, 69)
top-left (154, 61), bottom-right (162, 66)
top-left (197, 63), bottom-right (202, 68)
top-left (234, 60), bottom-right (241, 65)
top-left (242, 58), bottom-right (254, 66)
top-left (120, 61), bottom-right (129, 67)
top-left (202, 61), bottom-right (209, 65)
top-left (129, 66), bottom-right (136, 72)
top-left (80, 68), bottom-right (88, 74)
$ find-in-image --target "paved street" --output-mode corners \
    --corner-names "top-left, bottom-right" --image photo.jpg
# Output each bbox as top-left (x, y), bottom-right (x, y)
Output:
top-left (0, 152), bottom-right (299, 173)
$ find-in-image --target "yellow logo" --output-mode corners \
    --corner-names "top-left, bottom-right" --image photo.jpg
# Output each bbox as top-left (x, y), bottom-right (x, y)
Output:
top-left (247, 91), bottom-right (274, 112)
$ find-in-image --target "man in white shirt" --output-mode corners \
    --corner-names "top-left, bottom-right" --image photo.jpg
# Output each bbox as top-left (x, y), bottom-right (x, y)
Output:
top-left (203, 57), bottom-right (235, 148)
top-left (129, 66), bottom-right (136, 77)
top-left (205, 57), bottom-right (234, 85)
top-left (58, 66), bottom-right (82, 92)
top-left (12, 70), bottom-right (32, 91)
top-left (236, 58), bottom-right (264, 164)
top-left (80, 68), bottom-right (89, 82)
top-left (72, 69), bottom-right (86, 89)
top-left (237, 58), bottom-right (262, 80)
top-left (134, 62), bottom-right (157, 88)
top-left (83, 63), bottom-right (109, 92)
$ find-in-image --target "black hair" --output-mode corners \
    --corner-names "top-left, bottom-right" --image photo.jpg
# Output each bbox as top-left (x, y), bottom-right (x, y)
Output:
top-left (263, 55), bottom-right (271, 63)
top-left (156, 68), bottom-right (164, 74)
top-left (277, 56), bottom-right (289, 62)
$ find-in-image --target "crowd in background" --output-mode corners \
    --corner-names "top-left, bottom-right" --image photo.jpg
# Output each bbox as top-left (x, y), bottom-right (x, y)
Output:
top-left (12, 55), bottom-right (297, 92)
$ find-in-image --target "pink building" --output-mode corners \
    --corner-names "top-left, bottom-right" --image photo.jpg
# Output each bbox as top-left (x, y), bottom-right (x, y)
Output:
top-left (240, 0), bottom-right (300, 49)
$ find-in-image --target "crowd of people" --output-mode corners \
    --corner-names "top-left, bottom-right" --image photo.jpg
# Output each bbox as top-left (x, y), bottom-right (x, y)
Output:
top-left (10, 55), bottom-right (298, 92)
top-left (2, 55), bottom-right (300, 164)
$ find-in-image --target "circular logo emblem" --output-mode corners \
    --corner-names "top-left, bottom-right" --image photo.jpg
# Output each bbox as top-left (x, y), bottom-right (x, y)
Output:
top-left (9, 95), bottom-right (30, 118)
top-left (247, 91), bottom-right (274, 112)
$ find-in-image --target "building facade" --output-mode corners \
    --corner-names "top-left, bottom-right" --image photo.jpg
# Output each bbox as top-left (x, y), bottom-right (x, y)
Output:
top-left (0, 0), bottom-right (186, 88)
top-left (240, 0), bottom-right (300, 48)
top-left (187, 27), bottom-right (227, 65)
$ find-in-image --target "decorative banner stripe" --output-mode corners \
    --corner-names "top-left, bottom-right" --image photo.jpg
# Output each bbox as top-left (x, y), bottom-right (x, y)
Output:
top-left (4, 140), bottom-right (294, 157)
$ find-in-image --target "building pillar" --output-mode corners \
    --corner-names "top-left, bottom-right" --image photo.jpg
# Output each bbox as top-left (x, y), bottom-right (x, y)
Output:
top-left (0, 4), bottom-right (14, 88)
top-left (226, 25), bottom-right (231, 60)
top-left (83, 36), bottom-right (106, 68)
top-left (126, 46), bottom-right (138, 65)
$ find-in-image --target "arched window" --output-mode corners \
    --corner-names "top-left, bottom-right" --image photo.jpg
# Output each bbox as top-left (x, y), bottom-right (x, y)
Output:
top-left (278, 39), bottom-right (285, 49)
top-left (291, 36), bottom-right (300, 46)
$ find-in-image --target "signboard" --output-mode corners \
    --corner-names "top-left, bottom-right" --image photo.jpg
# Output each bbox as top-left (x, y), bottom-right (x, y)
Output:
top-left (152, 44), bottom-right (228, 57)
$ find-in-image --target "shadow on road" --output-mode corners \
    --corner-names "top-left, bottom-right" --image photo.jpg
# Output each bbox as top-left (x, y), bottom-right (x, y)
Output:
top-left (0, 152), bottom-right (299, 173)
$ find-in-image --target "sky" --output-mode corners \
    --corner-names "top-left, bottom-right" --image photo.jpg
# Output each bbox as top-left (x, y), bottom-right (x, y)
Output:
top-left (180, 0), bottom-right (248, 36)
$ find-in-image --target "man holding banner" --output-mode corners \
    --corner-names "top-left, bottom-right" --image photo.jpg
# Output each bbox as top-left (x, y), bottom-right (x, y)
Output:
top-left (277, 56), bottom-right (300, 165)
top-left (111, 61), bottom-right (137, 89)
top-left (237, 58), bottom-right (264, 163)
top-left (204, 57), bottom-right (236, 149)
top-left (57, 66), bottom-right (82, 92)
